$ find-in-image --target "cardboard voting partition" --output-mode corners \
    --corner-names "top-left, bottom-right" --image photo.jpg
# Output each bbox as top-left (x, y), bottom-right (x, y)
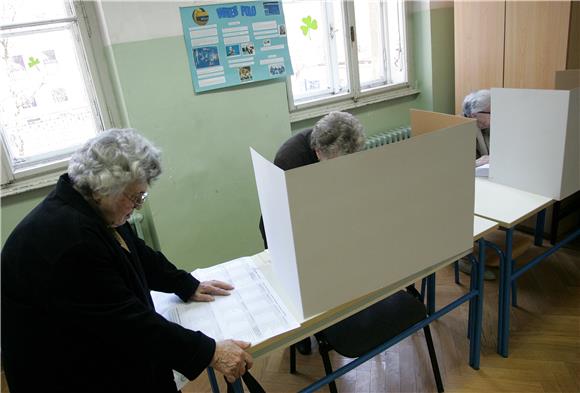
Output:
top-left (251, 110), bottom-right (476, 320)
top-left (555, 69), bottom-right (580, 90)
top-left (490, 86), bottom-right (580, 200)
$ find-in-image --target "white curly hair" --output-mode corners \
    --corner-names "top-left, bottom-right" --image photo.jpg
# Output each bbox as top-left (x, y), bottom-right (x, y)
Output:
top-left (310, 111), bottom-right (366, 159)
top-left (68, 128), bottom-right (162, 198)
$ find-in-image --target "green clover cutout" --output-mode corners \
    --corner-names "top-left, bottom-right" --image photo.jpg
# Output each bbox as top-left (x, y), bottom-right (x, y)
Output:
top-left (28, 57), bottom-right (40, 68)
top-left (300, 15), bottom-right (318, 39)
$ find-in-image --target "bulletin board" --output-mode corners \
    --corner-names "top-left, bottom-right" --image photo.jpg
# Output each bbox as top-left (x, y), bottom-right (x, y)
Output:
top-left (179, 1), bottom-right (293, 93)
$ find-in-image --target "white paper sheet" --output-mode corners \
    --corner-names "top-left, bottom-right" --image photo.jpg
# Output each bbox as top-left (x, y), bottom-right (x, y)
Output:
top-left (153, 257), bottom-right (298, 345)
top-left (152, 257), bottom-right (299, 390)
top-left (475, 163), bottom-right (489, 177)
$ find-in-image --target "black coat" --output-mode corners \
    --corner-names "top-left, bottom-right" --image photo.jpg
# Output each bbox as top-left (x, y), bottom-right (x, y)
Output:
top-left (1, 174), bottom-right (215, 393)
top-left (272, 128), bottom-right (319, 171)
top-left (259, 129), bottom-right (319, 248)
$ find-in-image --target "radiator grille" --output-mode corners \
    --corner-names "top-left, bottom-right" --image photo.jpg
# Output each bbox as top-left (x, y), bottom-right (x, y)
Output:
top-left (365, 126), bottom-right (411, 149)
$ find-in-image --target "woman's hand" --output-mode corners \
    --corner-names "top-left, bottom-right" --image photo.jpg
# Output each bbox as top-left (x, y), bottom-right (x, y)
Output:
top-left (190, 280), bottom-right (234, 302)
top-left (211, 339), bottom-right (253, 383)
top-left (475, 155), bottom-right (490, 167)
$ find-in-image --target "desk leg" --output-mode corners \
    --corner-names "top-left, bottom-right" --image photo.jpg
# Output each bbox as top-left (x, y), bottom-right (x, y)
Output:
top-left (232, 379), bottom-right (245, 393)
top-left (550, 202), bottom-right (561, 245)
top-left (498, 228), bottom-right (513, 357)
top-left (470, 238), bottom-right (485, 369)
top-left (427, 273), bottom-right (436, 315)
top-left (467, 255), bottom-right (477, 340)
top-left (535, 208), bottom-right (546, 246)
top-left (207, 367), bottom-right (221, 393)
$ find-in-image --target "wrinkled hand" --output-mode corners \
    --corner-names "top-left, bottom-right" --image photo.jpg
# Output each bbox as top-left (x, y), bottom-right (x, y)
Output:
top-left (190, 280), bottom-right (234, 302)
top-left (475, 155), bottom-right (490, 167)
top-left (211, 339), bottom-right (253, 383)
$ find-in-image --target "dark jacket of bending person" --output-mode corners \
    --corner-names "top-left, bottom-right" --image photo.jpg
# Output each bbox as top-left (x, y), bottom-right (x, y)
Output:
top-left (1, 129), bottom-right (253, 393)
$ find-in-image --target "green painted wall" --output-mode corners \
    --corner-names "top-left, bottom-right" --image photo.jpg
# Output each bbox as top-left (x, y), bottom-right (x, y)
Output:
top-left (430, 7), bottom-right (456, 114)
top-left (411, 5), bottom-right (435, 113)
top-left (1, 4), bottom-right (457, 273)
top-left (108, 36), bottom-right (292, 270)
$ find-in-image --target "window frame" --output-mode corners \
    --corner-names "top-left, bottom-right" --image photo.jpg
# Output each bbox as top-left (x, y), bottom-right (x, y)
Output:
top-left (285, 0), bottom-right (419, 123)
top-left (0, 1), bottom-right (121, 197)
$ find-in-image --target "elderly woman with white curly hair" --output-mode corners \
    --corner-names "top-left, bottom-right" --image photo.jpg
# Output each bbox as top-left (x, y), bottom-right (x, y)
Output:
top-left (1, 129), bottom-right (253, 393)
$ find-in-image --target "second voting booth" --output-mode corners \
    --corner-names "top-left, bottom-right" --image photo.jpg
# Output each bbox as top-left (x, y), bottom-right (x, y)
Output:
top-left (490, 70), bottom-right (580, 201)
top-left (251, 110), bottom-right (477, 320)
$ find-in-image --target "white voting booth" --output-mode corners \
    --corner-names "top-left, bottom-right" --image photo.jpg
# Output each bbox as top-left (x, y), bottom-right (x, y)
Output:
top-left (251, 110), bottom-right (476, 320)
top-left (490, 70), bottom-right (580, 200)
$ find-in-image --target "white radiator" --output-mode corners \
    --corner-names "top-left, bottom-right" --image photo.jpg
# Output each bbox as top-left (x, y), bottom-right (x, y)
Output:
top-left (365, 126), bottom-right (411, 149)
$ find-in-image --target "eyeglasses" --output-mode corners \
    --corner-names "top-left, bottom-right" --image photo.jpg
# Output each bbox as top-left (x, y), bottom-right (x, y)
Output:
top-left (123, 191), bottom-right (148, 209)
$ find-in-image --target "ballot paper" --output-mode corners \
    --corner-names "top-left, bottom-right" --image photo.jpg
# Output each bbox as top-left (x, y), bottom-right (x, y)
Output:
top-left (475, 163), bottom-right (489, 177)
top-left (154, 257), bottom-right (298, 344)
top-left (165, 256), bottom-right (298, 343)
top-left (151, 256), bottom-right (298, 389)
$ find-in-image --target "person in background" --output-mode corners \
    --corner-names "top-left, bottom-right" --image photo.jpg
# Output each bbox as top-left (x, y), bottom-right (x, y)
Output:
top-left (1, 129), bottom-right (253, 393)
top-left (258, 111), bottom-right (366, 354)
top-left (462, 89), bottom-right (491, 167)
top-left (461, 89), bottom-right (496, 280)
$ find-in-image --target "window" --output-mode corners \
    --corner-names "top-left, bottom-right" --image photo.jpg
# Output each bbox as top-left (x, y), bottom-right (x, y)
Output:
top-left (0, 0), bottom-right (116, 192)
top-left (283, 0), bottom-right (413, 120)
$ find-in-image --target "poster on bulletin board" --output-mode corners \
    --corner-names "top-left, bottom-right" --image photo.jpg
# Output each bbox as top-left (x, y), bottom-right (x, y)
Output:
top-left (179, 1), bottom-right (293, 93)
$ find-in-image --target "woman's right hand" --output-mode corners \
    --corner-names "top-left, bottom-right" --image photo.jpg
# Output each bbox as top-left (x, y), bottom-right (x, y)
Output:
top-left (211, 339), bottom-right (254, 383)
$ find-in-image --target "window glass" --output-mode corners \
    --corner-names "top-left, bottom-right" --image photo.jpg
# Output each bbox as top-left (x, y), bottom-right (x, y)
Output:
top-left (0, 0), bottom-right (103, 177)
top-left (354, 0), bottom-right (387, 89)
top-left (385, 0), bottom-right (407, 85)
top-left (1, 0), bottom-right (72, 26)
top-left (284, 0), bottom-right (348, 103)
top-left (0, 24), bottom-right (100, 170)
top-left (285, 0), bottom-right (408, 110)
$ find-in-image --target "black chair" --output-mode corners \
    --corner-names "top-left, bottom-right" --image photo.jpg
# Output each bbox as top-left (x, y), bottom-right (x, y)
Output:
top-left (290, 287), bottom-right (444, 393)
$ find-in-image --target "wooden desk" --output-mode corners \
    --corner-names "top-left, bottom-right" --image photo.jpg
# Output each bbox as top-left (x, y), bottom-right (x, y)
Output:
top-left (472, 178), bottom-right (580, 358)
top-left (474, 215), bottom-right (499, 240)
top-left (246, 249), bottom-right (471, 360)
top-left (474, 178), bottom-right (554, 227)
top-left (154, 217), bottom-right (492, 392)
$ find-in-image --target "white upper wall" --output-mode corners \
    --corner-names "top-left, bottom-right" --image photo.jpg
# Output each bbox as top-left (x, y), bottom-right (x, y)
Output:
top-left (96, 0), bottom-right (249, 46)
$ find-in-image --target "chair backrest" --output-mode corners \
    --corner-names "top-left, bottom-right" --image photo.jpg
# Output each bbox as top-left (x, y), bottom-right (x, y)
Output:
top-left (317, 290), bottom-right (427, 358)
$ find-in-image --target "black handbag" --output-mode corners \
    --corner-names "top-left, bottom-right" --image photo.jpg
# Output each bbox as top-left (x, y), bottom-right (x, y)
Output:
top-left (225, 372), bottom-right (266, 393)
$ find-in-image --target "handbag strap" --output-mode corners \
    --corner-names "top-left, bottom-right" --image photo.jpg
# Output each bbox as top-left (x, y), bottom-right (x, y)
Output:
top-left (225, 372), bottom-right (266, 393)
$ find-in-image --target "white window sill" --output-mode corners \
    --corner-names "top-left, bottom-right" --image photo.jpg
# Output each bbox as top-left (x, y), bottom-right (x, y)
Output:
top-left (289, 86), bottom-right (420, 123)
top-left (1, 161), bottom-right (67, 198)
top-left (1, 173), bottom-right (61, 197)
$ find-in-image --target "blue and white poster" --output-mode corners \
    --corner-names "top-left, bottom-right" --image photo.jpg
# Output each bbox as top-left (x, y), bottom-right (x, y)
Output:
top-left (180, 1), bottom-right (293, 93)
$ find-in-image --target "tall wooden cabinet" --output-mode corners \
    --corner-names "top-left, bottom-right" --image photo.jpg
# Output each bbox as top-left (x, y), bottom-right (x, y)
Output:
top-left (454, 1), bottom-right (577, 114)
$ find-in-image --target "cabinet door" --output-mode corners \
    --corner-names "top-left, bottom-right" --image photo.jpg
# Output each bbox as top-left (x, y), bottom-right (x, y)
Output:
top-left (454, 1), bottom-right (505, 114)
top-left (504, 1), bottom-right (571, 89)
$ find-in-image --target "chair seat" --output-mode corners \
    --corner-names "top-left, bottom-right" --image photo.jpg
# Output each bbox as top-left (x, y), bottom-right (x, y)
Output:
top-left (318, 290), bottom-right (427, 358)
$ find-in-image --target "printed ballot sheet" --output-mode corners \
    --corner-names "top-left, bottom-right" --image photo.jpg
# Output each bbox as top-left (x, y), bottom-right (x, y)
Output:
top-left (159, 257), bottom-right (298, 344)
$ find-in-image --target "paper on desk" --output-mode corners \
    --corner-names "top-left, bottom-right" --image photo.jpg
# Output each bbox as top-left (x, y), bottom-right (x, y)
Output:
top-left (475, 163), bottom-right (489, 177)
top-left (164, 256), bottom-right (299, 345)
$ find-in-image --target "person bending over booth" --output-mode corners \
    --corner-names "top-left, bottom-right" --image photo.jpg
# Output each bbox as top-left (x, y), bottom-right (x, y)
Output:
top-left (1, 129), bottom-right (253, 393)
top-left (463, 89), bottom-right (492, 168)
top-left (461, 89), bottom-right (496, 280)
top-left (258, 111), bottom-right (366, 354)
